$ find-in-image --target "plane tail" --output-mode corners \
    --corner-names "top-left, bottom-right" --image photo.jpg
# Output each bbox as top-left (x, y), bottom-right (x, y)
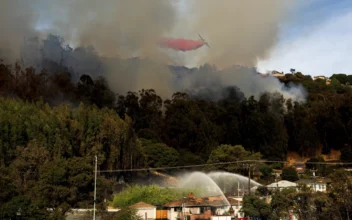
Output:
top-left (198, 33), bottom-right (210, 48)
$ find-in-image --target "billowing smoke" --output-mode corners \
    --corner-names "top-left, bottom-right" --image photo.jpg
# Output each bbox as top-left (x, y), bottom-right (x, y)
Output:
top-left (0, 1), bottom-right (40, 62)
top-left (175, 64), bottom-right (307, 102)
top-left (176, 0), bottom-right (295, 68)
top-left (0, 0), bottom-right (306, 102)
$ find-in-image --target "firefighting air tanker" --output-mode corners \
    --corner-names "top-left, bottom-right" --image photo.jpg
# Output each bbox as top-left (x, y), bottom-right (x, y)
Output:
top-left (158, 33), bottom-right (210, 52)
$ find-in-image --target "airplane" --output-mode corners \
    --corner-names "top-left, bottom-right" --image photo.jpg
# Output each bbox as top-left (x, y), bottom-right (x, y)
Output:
top-left (158, 33), bottom-right (210, 52)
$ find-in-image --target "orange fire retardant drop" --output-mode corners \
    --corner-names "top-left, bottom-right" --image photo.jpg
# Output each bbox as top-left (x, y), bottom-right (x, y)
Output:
top-left (158, 38), bottom-right (206, 51)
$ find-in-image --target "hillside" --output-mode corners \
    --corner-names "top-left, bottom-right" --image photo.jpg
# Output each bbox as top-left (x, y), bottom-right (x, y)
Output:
top-left (0, 59), bottom-right (352, 218)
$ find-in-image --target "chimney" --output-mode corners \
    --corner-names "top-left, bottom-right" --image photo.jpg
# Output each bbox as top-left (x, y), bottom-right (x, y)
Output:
top-left (187, 192), bottom-right (195, 199)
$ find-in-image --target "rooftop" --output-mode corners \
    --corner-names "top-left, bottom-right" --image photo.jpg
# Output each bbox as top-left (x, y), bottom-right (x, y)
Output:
top-left (164, 195), bottom-right (242, 208)
top-left (130, 202), bottom-right (156, 209)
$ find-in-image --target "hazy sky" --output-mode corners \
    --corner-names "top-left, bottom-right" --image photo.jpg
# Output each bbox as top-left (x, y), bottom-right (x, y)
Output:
top-left (31, 0), bottom-right (352, 77)
top-left (257, 0), bottom-right (352, 77)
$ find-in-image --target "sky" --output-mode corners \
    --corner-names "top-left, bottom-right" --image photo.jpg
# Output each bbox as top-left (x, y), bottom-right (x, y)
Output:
top-left (30, 0), bottom-right (352, 77)
top-left (257, 0), bottom-right (352, 77)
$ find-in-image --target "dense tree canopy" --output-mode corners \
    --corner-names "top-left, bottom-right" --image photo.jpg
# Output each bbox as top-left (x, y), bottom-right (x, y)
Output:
top-left (0, 55), bottom-right (352, 218)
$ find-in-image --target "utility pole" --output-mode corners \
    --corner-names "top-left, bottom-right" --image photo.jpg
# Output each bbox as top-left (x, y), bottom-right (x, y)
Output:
top-left (93, 155), bottom-right (97, 220)
top-left (248, 164), bottom-right (251, 195)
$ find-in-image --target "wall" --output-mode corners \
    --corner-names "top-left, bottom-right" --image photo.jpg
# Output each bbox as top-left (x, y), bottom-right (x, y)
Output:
top-left (169, 208), bottom-right (180, 220)
top-left (137, 207), bottom-right (156, 219)
top-left (156, 210), bottom-right (168, 219)
top-left (310, 183), bottom-right (327, 192)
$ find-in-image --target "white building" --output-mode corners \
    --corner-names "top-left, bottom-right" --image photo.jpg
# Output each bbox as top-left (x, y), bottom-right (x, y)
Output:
top-left (313, 75), bottom-right (328, 81)
top-left (266, 180), bottom-right (298, 191)
top-left (130, 202), bottom-right (156, 220)
top-left (295, 178), bottom-right (332, 192)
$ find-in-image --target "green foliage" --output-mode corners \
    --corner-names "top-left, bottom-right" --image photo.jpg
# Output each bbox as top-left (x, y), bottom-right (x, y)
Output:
top-left (281, 166), bottom-right (299, 182)
top-left (207, 145), bottom-right (261, 173)
top-left (259, 164), bottom-right (273, 179)
top-left (255, 186), bottom-right (271, 197)
top-left (331, 73), bottom-right (350, 85)
top-left (305, 156), bottom-right (326, 176)
top-left (241, 194), bottom-right (271, 219)
top-left (0, 98), bottom-right (141, 217)
top-left (177, 149), bottom-right (205, 166)
top-left (111, 184), bottom-right (200, 207)
top-left (1, 58), bottom-right (352, 218)
top-left (141, 139), bottom-right (180, 168)
top-left (340, 147), bottom-right (352, 162)
top-left (269, 188), bottom-right (296, 219)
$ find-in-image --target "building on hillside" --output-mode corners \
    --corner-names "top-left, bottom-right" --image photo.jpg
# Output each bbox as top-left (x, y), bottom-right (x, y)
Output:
top-left (313, 76), bottom-right (328, 81)
top-left (163, 195), bottom-right (244, 220)
top-left (266, 180), bottom-right (298, 191)
top-left (271, 70), bottom-right (285, 77)
top-left (130, 202), bottom-right (157, 220)
top-left (313, 75), bottom-right (332, 85)
top-left (293, 163), bottom-right (306, 174)
top-left (295, 177), bottom-right (332, 193)
top-left (272, 169), bottom-right (282, 178)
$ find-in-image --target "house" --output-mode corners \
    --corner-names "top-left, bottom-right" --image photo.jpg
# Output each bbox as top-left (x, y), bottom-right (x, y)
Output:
top-left (293, 163), bottom-right (306, 174)
top-left (163, 194), bottom-right (245, 220)
top-left (313, 76), bottom-right (331, 85)
top-left (295, 177), bottom-right (332, 192)
top-left (271, 70), bottom-right (285, 77)
top-left (130, 202), bottom-right (157, 220)
top-left (313, 75), bottom-right (328, 81)
top-left (266, 180), bottom-right (298, 191)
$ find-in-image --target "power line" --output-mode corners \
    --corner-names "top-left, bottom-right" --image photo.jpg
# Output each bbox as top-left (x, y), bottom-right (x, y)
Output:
top-left (97, 159), bottom-right (352, 173)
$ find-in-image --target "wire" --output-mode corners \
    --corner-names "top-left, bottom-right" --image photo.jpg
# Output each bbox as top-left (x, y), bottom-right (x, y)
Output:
top-left (97, 159), bottom-right (352, 173)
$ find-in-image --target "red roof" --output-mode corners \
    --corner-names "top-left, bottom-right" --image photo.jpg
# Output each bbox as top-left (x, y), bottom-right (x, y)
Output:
top-left (130, 202), bottom-right (156, 209)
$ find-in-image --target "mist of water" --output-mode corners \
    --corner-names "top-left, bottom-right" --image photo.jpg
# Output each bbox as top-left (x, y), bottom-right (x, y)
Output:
top-left (177, 171), bottom-right (230, 206)
top-left (174, 171), bottom-right (262, 207)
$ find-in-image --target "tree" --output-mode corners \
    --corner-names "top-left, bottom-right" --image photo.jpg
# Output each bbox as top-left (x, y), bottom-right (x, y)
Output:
top-left (111, 185), bottom-right (200, 207)
top-left (331, 73), bottom-right (348, 85)
top-left (162, 93), bottom-right (219, 156)
top-left (141, 139), bottom-right (180, 169)
top-left (281, 166), bottom-right (299, 182)
top-left (241, 194), bottom-right (271, 219)
top-left (328, 169), bottom-right (352, 220)
top-left (340, 147), bottom-right (352, 162)
top-left (270, 188), bottom-right (296, 220)
top-left (305, 156), bottom-right (326, 176)
top-left (259, 164), bottom-right (273, 183)
top-left (207, 145), bottom-right (261, 174)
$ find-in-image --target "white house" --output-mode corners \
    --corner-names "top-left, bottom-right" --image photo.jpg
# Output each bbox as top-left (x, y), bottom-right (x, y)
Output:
top-left (130, 202), bottom-right (156, 220)
top-left (313, 75), bottom-right (328, 81)
top-left (295, 178), bottom-right (332, 193)
top-left (266, 180), bottom-right (297, 191)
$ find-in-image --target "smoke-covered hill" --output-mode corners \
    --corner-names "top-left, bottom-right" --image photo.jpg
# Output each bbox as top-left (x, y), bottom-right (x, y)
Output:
top-left (1, 34), bottom-right (307, 103)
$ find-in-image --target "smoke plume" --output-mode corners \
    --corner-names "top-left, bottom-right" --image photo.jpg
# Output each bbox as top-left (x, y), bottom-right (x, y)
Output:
top-left (0, 0), bottom-right (306, 102)
top-left (170, 0), bottom-right (295, 67)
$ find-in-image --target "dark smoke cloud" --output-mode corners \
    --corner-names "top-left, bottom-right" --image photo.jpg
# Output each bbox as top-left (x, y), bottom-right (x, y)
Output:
top-left (0, 0), bottom-right (307, 102)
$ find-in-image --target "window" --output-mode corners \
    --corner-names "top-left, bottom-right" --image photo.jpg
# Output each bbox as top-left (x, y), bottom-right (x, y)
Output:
top-left (200, 207), bottom-right (211, 213)
top-left (174, 207), bottom-right (182, 212)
